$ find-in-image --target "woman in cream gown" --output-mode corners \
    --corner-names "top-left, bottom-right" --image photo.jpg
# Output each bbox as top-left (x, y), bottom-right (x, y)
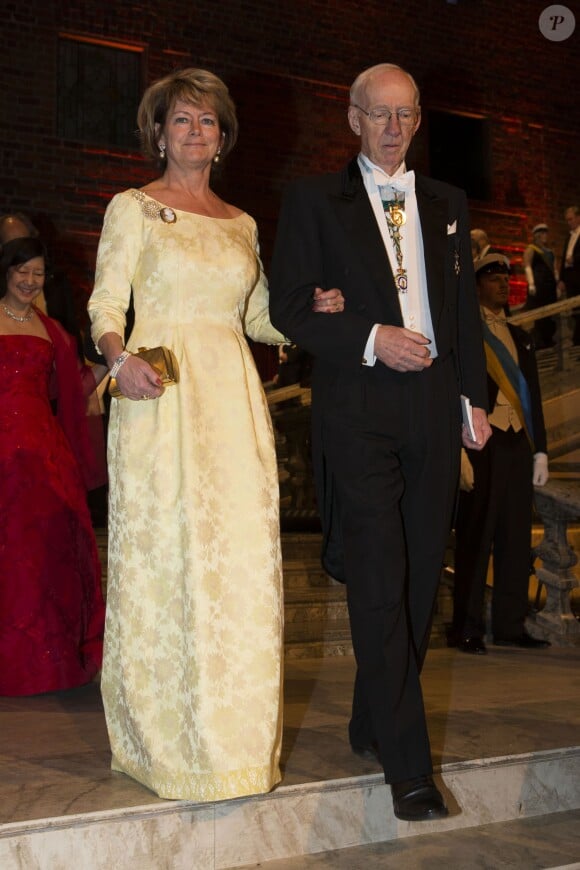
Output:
top-left (88, 68), bottom-right (341, 802)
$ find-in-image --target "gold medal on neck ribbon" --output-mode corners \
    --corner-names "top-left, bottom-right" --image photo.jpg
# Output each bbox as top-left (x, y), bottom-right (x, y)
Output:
top-left (387, 205), bottom-right (406, 227)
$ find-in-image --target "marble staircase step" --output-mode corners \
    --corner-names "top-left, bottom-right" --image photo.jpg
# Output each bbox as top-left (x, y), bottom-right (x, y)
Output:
top-left (284, 616), bottom-right (353, 650)
top-left (281, 538), bottom-right (353, 656)
top-left (285, 638), bottom-right (354, 659)
top-left (234, 809), bottom-right (580, 869)
top-left (285, 637), bottom-right (354, 659)
top-left (281, 532), bottom-right (324, 561)
top-left (2, 747), bottom-right (578, 869)
top-left (284, 586), bottom-right (348, 623)
top-left (282, 558), bottom-right (334, 589)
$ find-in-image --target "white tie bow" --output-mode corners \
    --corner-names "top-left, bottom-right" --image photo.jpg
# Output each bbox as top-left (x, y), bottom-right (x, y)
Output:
top-left (373, 169), bottom-right (415, 193)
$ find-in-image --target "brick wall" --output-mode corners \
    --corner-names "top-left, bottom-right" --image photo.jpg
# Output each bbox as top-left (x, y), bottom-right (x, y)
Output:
top-left (1, 0), bottom-right (578, 292)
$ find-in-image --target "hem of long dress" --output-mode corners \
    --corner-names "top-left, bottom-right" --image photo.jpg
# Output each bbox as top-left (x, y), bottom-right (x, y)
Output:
top-left (0, 667), bottom-right (99, 697)
top-left (110, 754), bottom-right (282, 803)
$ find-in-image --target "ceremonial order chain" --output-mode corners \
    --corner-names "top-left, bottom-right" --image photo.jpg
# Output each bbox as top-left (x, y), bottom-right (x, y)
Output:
top-left (381, 193), bottom-right (408, 293)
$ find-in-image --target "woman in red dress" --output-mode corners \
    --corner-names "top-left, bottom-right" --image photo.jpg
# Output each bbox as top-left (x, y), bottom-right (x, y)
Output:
top-left (0, 237), bottom-right (105, 695)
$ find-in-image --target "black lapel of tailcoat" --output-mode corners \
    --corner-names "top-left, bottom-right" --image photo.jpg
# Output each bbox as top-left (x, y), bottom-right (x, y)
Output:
top-left (327, 158), bottom-right (404, 326)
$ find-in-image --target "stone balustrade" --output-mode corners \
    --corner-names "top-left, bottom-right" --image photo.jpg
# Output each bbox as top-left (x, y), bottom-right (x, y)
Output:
top-left (509, 295), bottom-right (580, 329)
top-left (509, 296), bottom-right (580, 373)
top-left (528, 480), bottom-right (580, 646)
top-left (267, 384), bottom-right (317, 524)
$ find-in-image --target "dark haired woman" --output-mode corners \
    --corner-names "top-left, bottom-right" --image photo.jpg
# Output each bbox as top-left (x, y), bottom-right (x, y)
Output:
top-left (0, 237), bottom-right (105, 695)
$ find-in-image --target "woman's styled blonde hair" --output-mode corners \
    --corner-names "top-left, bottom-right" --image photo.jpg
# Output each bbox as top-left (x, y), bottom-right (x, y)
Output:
top-left (137, 68), bottom-right (239, 163)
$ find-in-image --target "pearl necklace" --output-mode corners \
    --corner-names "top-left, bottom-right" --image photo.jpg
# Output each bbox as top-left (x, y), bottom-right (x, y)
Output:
top-left (1, 303), bottom-right (34, 323)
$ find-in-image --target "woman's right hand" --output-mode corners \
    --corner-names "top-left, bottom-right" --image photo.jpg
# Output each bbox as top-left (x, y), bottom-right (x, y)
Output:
top-left (114, 355), bottom-right (164, 401)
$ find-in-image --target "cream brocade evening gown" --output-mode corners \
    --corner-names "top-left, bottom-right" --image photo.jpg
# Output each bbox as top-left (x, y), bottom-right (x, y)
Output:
top-left (88, 189), bottom-right (285, 802)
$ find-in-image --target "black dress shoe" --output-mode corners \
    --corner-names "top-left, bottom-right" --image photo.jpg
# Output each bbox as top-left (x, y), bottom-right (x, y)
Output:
top-left (391, 775), bottom-right (449, 822)
top-left (458, 636), bottom-right (487, 655)
top-left (350, 741), bottom-right (380, 763)
top-left (494, 631), bottom-right (551, 649)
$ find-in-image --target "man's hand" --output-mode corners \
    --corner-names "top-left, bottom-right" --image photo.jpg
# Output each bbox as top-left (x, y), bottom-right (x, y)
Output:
top-left (312, 286), bottom-right (344, 313)
top-left (462, 406), bottom-right (492, 450)
top-left (373, 324), bottom-right (433, 372)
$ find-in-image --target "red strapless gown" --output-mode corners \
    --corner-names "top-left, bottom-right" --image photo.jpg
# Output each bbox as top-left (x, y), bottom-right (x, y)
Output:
top-left (0, 335), bottom-right (105, 695)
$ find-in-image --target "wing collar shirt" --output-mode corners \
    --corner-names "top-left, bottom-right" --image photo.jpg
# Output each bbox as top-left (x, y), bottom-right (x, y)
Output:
top-left (358, 153), bottom-right (438, 365)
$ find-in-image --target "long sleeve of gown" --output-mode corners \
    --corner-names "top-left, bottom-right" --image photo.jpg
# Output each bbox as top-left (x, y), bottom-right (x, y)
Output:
top-left (242, 226), bottom-right (286, 346)
top-left (88, 193), bottom-right (143, 349)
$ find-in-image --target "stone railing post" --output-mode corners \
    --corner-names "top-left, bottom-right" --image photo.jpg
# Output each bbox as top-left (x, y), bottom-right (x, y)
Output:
top-left (528, 480), bottom-right (580, 645)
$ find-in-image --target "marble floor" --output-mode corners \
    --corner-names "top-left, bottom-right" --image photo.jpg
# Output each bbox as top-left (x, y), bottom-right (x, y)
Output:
top-left (1, 646), bottom-right (579, 827)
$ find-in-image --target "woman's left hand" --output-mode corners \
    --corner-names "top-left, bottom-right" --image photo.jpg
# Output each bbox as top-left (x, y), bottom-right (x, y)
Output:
top-left (312, 286), bottom-right (344, 313)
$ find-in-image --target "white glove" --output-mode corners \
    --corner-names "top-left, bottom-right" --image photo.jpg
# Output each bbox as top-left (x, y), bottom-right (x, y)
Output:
top-left (460, 448), bottom-right (474, 492)
top-left (533, 452), bottom-right (549, 486)
top-left (525, 265), bottom-right (536, 296)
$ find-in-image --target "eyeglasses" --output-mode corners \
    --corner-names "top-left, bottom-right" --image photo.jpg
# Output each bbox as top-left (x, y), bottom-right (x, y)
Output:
top-left (352, 104), bottom-right (418, 127)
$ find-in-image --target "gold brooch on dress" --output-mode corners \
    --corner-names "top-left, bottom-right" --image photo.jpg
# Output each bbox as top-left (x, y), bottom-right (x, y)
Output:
top-left (131, 190), bottom-right (177, 223)
top-left (160, 207), bottom-right (176, 223)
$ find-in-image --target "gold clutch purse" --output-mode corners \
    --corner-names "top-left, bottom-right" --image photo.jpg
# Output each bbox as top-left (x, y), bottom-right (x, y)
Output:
top-left (109, 346), bottom-right (180, 398)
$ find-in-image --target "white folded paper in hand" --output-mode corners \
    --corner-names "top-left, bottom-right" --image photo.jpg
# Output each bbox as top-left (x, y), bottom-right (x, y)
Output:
top-left (460, 394), bottom-right (477, 441)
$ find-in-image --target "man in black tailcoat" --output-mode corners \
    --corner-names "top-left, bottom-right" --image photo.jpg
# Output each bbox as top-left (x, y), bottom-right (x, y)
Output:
top-left (269, 63), bottom-right (491, 822)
